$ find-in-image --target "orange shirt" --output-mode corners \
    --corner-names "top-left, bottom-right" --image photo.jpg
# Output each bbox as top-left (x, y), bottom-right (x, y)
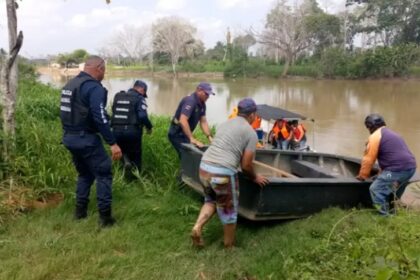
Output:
top-left (358, 128), bottom-right (381, 179)
top-left (251, 115), bottom-right (261, 129)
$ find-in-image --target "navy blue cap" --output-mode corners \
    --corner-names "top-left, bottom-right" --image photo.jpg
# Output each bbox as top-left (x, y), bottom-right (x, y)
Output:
top-left (133, 80), bottom-right (148, 97)
top-left (238, 98), bottom-right (257, 114)
top-left (134, 80), bottom-right (148, 92)
top-left (197, 82), bottom-right (215, 96)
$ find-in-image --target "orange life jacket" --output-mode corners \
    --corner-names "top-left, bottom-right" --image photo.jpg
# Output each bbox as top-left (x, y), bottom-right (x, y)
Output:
top-left (271, 121), bottom-right (281, 140)
top-left (279, 121), bottom-right (290, 139)
top-left (271, 120), bottom-right (290, 140)
top-left (293, 124), bottom-right (306, 141)
top-left (228, 107), bottom-right (238, 119)
top-left (251, 115), bottom-right (261, 129)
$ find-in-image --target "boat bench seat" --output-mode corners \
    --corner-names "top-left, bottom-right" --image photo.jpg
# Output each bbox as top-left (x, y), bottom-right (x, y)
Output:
top-left (291, 160), bottom-right (343, 178)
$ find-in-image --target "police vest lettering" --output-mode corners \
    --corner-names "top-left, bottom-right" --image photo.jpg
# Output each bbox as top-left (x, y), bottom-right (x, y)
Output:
top-left (60, 75), bottom-right (98, 130)
top-left (111, 91), bottom-right (139, 126)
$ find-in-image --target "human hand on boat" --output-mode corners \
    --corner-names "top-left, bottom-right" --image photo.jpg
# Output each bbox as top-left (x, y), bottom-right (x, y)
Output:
top-left (355, 175), bottom-right (365, 181)
top-left (254, 174), bottom-right (269, 187)
top-left (191, 138), bottom-right (204, 148)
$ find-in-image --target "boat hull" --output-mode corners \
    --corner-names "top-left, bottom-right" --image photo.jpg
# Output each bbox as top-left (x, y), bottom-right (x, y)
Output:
top-left (180, 144), bottom-right (406, 220)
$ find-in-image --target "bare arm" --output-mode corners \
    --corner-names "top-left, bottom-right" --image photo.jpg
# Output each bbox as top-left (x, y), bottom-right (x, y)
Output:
top-left (180, 114), bottom-right (203, 147)
top-left (200, 116), bottom-right (212, 142)
top-left (241, 150), bottom-right (269, 187)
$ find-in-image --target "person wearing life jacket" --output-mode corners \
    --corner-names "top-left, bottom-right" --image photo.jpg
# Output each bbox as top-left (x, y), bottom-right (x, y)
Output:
top-left (111, 80), bottom-right (153, 175)
top-left (356, 114), bottom-right (416, 216)
top-left (228, 106), bottom-right (238, 119)
top-left (291, 120), bottom-right (306, 150)
top-left (60, 55), bottom-right (122, 228)
top-left (269, 119), bottom-right (292, 149)
top-left (251, 114), bottom-right (261, 130)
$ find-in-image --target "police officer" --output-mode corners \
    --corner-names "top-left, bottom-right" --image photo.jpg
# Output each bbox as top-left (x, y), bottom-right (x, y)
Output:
top-left (60, 55), bottom-right (122, 227)
top-left (168, 82), bottom-right (215, 158)
top-left (111, 80), bottom-right (153, 174)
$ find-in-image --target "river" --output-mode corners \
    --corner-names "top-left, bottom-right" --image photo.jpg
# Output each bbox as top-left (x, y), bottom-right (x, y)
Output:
top-left (38, 70), bottom-right (420, 163)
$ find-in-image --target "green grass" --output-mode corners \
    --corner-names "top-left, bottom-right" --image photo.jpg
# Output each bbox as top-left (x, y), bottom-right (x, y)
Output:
top-left (0, 78), bottom-right (419, 279)
top-left (409, 66), bottom-right (420, 77)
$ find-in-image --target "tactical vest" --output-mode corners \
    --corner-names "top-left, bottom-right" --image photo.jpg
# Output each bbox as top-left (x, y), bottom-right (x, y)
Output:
top-left (60, 75), bottom-right (97, 130)
top-left (111, 91), bottom-right (139, 126)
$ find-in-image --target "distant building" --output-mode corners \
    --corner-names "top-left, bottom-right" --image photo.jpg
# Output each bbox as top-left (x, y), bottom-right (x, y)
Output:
top-left (50, 62), bottom-right (61, 69)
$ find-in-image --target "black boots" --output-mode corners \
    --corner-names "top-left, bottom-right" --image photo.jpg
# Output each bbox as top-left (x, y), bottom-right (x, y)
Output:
top-left (99, 209), bottom-right (116, 228)
top-left (74, 204), bottom-right (87, 220)
top-left (75, 206), bottom-right (116, 227)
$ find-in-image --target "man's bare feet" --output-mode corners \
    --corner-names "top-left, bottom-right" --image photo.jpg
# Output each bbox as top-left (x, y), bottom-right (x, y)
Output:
top-left (191, 228), bottom-right (204, 248)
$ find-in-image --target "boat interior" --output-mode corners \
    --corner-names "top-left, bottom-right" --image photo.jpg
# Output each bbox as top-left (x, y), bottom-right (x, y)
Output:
top-left (253, 150), bottom-right (373, 179)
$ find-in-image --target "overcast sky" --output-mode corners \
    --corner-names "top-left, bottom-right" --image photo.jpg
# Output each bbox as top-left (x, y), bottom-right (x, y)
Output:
top-left (0, 0), bottom-right (346, 58)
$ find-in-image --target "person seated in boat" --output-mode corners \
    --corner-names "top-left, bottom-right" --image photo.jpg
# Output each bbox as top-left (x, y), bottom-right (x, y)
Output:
top-left (290, 120), bottom-right (307, 150)
top-left (356, 113), bottom-right (416, 216)
top-left (269, 119), bottom-right (292, 150)
top-left (191, 98), bottom-right (269, 249)
top-left (228, 106), bottom-right (238, 119)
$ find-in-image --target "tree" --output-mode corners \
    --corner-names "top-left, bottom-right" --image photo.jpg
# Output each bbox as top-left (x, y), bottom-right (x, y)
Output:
top-left (152, 16), bottom-right (198, 76)
top-left (0, 0), bottom-right (23, 161)
top-left (0, 0), bottom-right (109, 165)
top-left (305, 13), bottom-right (343, 55)
top-left (353, 0), bottom-right (420, 46)
top-left (254, 1), bottom-right (313, 76)
top-left (56, 49), bottom-right (89, 67)
top-left (205, 41), bottom-right (226, 60)
top-left (106, 25), bottom-right (152, 65)
top-left (233, 34), bottom-right (256, 53)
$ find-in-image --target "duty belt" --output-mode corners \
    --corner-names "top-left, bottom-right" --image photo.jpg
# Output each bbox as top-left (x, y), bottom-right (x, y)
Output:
top-left (112, 124), bottom-right (141, 131)
top-left (64, 130), bottom-right (95, 136)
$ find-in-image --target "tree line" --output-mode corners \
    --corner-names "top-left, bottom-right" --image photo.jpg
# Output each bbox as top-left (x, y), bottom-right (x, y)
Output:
top-left (49, 0), bottom-right (420, 78)
top-left (1, 0), bottom-right (420, 170)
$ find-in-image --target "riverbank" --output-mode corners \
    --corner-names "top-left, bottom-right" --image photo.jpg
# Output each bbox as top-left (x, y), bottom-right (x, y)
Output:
top-left (0, 77), bottom-right (419, 279)
top-left (37, 65), bottom-right (420, 81)
top-left (36, 66), bottom-right (224, 79)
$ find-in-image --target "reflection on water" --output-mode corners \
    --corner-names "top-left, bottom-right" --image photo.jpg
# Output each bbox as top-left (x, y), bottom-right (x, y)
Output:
top-left (39, 72), bottom-right (420, 163)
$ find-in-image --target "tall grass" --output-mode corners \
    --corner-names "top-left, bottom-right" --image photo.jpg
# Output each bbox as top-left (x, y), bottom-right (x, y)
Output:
top-left (0, 78), bottom-right (419, 279)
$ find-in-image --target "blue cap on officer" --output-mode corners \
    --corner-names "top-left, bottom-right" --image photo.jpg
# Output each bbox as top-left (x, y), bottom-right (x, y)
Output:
top-left (134, 80), bottom-right (148, 97)
top-left (197, 82), bottom-right (215, 96)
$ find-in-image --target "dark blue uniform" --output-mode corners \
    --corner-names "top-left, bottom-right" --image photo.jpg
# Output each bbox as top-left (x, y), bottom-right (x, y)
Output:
top-left (168, 92), bottom-right (206, 158)
top-left (111, 88), bottom-right (152, 171)
top-left (60, 71), bottom-right (116, 217)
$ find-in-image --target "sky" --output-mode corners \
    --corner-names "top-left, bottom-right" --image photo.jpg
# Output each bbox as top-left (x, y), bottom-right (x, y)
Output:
top-left (0, 0), bottom-right (346, 58)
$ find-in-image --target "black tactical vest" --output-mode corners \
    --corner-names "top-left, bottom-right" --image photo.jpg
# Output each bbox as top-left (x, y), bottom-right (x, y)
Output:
top-left (60, 75), bottom-right (97, 130)
top-left (111, 90), bottom-right (139, 126)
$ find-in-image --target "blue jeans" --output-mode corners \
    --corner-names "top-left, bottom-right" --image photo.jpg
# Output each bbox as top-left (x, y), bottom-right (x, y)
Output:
top-left (276, 139), bottom-right (290, 150)
top-left (370, 168), bottom-right (416, 215)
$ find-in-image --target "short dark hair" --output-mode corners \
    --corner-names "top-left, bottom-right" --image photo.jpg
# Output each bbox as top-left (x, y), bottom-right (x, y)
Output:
top-left (364, 113), bottom-right (386, 130)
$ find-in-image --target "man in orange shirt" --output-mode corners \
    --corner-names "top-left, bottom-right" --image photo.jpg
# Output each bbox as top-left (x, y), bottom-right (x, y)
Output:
top-left (356, 114), bottom-right (416, 215)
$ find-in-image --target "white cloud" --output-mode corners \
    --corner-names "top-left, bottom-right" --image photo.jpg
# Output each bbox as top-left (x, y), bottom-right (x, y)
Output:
top-left (156, 0), bottom-right (187, 11)
top-left (217, 0), bottom-right (251, 10)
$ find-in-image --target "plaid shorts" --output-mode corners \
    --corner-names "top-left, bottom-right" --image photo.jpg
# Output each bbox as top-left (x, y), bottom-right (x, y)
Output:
top-left (199, 161), bottom-right (239, 224)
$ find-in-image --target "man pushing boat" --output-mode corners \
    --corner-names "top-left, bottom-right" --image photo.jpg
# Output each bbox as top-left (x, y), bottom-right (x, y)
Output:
top-left (190, 98), bottom-right (269, 249)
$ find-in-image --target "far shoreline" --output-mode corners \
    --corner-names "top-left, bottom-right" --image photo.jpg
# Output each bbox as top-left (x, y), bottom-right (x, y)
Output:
top-left (36, 66), bottom-right (420, 82)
